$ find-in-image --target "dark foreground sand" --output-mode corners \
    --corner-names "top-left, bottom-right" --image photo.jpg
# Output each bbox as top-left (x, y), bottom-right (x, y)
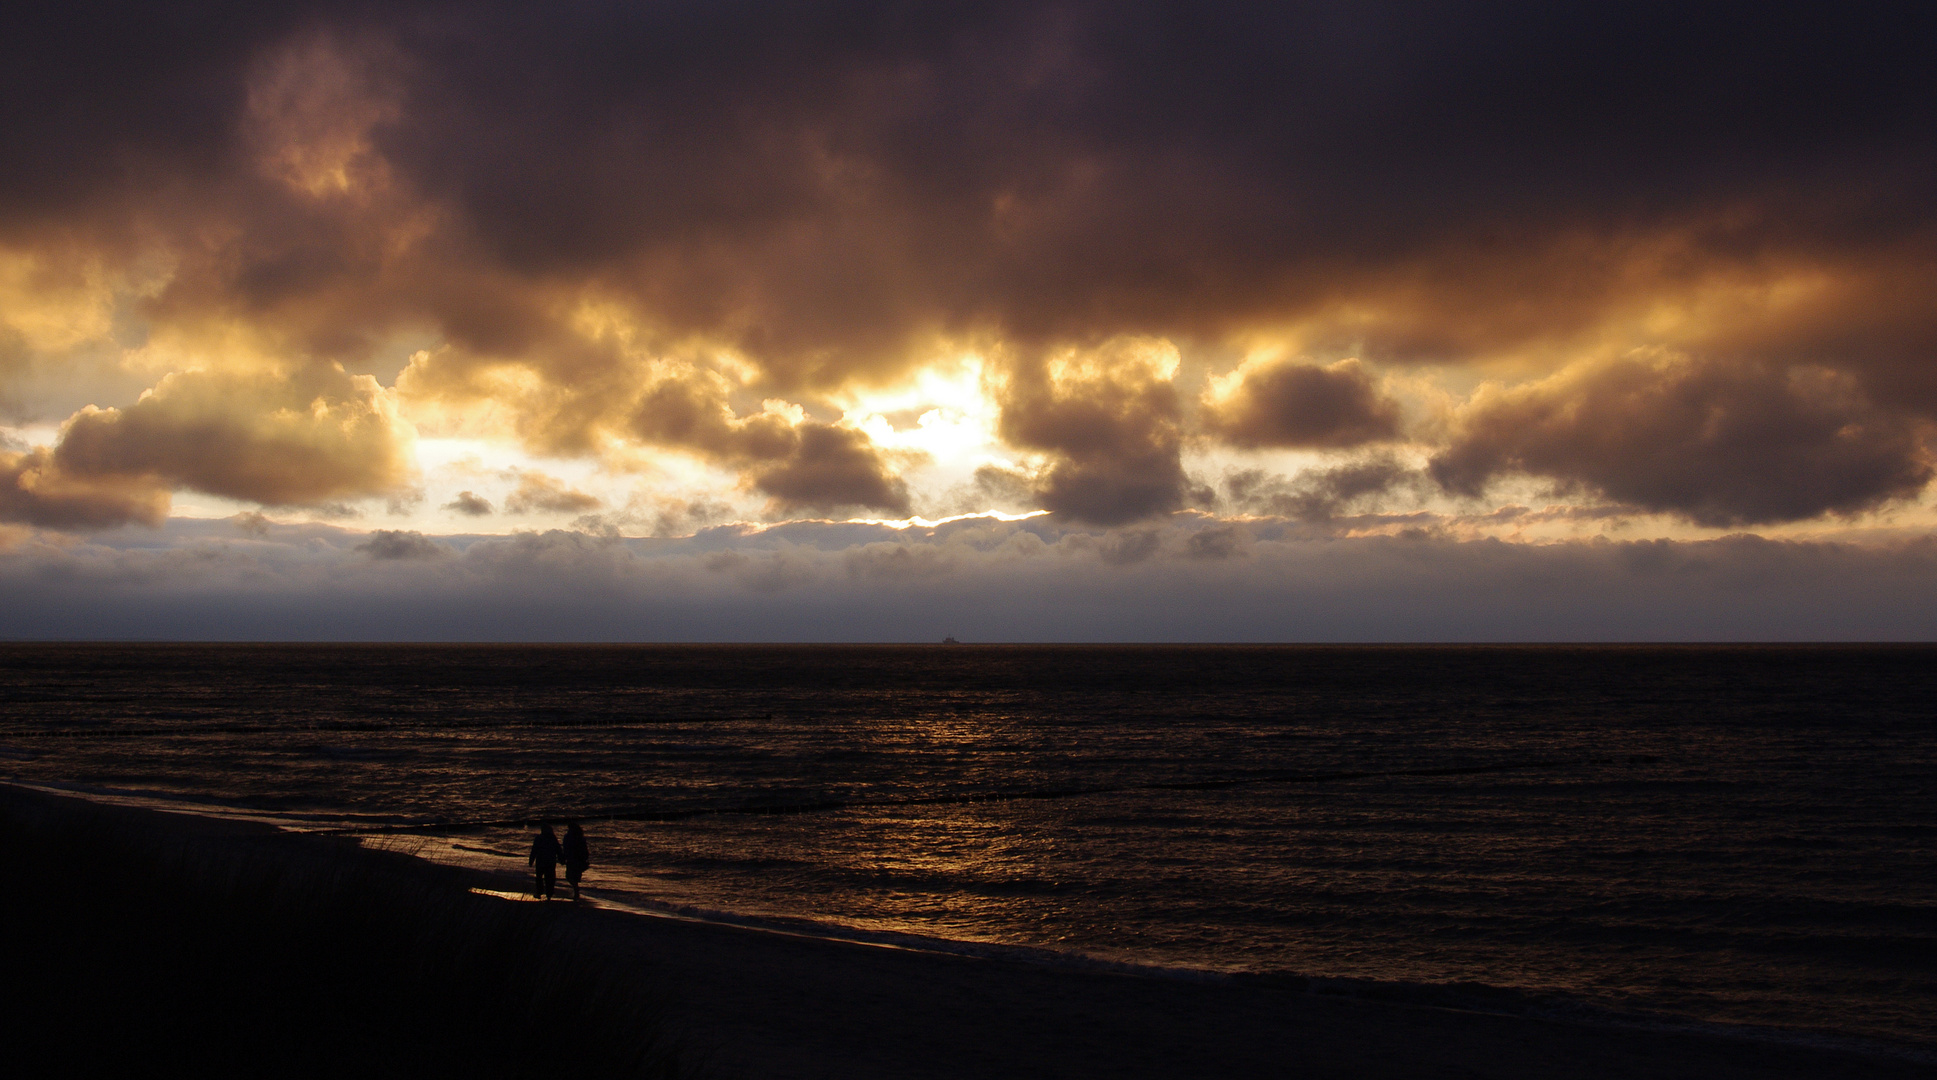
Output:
top-left (4, 783), bottom-right (1923, 1079)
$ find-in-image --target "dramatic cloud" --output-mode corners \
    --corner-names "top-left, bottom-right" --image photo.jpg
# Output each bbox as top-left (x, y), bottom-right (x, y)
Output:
top-left (4, 5), bottom-right (1932, 375)
top-left (1202, 359), bottom-right (1401, 450)
top-left (2, 3), bottom-right (1935, 635)
top-left (749, 425), bottom-right (912, 516)
top-left (996, 338), bottom-right (1194, 525)
top-left (624, 373), bottom-right (912, 513)
top-left (1432, 355), bottom-right (1933, 526)
top-left (52, 366), bottom-right (412, 507)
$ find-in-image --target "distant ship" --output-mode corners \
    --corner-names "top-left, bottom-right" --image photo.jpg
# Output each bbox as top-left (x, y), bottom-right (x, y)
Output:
top-left (942, 636), bottom-right (961, 645)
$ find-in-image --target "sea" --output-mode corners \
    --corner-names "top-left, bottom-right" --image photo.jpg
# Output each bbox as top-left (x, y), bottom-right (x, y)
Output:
top-left (2, 644), bottom-right (1931, 1053)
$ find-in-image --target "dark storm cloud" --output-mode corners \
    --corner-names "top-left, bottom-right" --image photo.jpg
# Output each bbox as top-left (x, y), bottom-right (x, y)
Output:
top-left (381, 1), bottom-right (1937, 363)
top-left (750, 425), bottom-right (912, 516)
top-left (5, 2), bottom-right (1937, 524)
top-left (1430, 356), bottom-right (1933, 526)
top-left (995, 339), bottom-right (1195, 525)
top-left (1202, 360), bottom-right (1401, 449)
top-left (8, 1), bottom-right (1932, 354)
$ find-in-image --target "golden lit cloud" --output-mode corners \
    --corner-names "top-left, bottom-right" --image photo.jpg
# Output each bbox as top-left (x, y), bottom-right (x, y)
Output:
top-left (53, 365), bottom-right (414, 507)
top-left (0, 249), bottom-right (118, 356)
top-left (0, 447), bottom-right (170, 529)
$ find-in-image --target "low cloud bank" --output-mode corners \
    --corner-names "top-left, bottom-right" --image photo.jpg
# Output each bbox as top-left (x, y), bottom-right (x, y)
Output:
top-left (3, 516), bottom-right (1933, 641)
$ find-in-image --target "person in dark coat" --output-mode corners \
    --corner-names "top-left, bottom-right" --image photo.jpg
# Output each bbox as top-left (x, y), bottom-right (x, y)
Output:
top-left (562, 822), bottom-right (590, 900)
top-left (528, 823), bottom-right (561, 899)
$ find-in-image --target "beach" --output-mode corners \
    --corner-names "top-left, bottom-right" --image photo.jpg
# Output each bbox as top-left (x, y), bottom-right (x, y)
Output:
top-left (5, 782), bottom-right (1922, 1079)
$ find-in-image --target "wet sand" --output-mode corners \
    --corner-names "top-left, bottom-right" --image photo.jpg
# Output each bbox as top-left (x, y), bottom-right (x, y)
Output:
top-left (4, 782), bottom-right (1923, 1079)
top-left (584, 894), bottom-right (1926, 1080)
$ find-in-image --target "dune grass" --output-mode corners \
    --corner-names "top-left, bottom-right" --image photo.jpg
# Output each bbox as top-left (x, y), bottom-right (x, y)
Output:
top-left (2, 787), bottom-right (694, 1079)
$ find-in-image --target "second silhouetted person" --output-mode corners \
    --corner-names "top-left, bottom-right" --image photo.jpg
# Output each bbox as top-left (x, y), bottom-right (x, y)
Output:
top-left (562, 822), bottom-right (590, 900)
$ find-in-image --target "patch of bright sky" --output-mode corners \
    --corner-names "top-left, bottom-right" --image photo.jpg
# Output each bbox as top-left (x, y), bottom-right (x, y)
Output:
top-left (834, 354), bottom-right (1008, 483)
top-left (158, 436), bottom-right (741, 533)
top-left (405, 436), bottom-right (745, 534)
top-left (832, 508), bottom-right (1051, 530)
top-left (2, 422), bottom-right (64, 449)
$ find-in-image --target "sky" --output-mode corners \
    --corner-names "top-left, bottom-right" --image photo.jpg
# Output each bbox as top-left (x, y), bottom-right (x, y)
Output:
top-left (4, 1), bottom-right (1937, 640)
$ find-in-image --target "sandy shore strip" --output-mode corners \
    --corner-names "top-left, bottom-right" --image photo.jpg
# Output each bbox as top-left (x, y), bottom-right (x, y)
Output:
top-left (4, 782), bottom-right (1925, 1079)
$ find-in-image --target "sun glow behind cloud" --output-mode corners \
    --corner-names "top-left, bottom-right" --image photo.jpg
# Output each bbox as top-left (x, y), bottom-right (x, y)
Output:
top-left (839, 354), bottom-right (1018, 484)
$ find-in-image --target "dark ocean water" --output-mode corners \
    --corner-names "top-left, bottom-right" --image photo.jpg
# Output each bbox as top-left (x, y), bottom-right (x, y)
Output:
top-left (2, 644), bottom-right (1932, 1048)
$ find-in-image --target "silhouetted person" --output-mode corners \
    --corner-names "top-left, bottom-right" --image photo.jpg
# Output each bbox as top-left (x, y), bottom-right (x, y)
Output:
top-left (562, 822), bottom-right (590, 900)
top-left (529, 823), bottom-right (561, 899)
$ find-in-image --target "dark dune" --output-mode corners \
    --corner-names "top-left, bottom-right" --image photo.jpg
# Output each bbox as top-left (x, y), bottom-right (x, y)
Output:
top-left (2, 783), bottom-right (1922, 1079)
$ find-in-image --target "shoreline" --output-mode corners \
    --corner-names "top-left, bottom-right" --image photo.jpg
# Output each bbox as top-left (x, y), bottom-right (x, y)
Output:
top-left (6, 780), bottom-right (1927, 1079)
